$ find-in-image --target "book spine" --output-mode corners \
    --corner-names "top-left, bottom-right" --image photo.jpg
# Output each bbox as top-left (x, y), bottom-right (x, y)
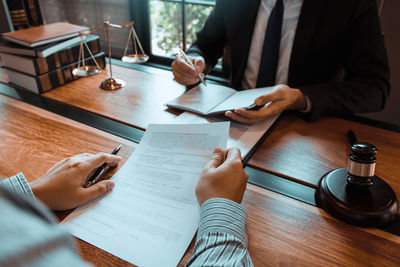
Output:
top-left (34, 38), bottom-right (101, 75)
top-left (6, 0), bottom-right (29, 30)
top-left (37, 53), bottom-right (105, 93)
top-left (22, 0), bottom-right (42, 26)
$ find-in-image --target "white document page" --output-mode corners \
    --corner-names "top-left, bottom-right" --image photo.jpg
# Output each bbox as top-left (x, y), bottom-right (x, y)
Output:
top-left (173, 112), bottom-right (279, 159)
top-left (62, 123), bottom-right (230, 267)
top-left (210, 86), bottom-right (275, 114)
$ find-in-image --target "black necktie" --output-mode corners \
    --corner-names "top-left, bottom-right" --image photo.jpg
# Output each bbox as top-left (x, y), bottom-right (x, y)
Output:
top-left (256, 0), bottom-right (284, 87)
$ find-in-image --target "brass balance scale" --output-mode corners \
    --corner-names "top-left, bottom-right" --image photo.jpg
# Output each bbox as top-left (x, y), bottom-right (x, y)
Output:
top-left (72, 20), bottom-right (149, 90)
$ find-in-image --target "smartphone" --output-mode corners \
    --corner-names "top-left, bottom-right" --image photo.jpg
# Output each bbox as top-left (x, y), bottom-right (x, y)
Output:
top-left (244, 103), bottom-right (263, 111)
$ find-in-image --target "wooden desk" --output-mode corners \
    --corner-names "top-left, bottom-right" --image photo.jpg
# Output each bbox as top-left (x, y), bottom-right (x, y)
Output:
top-left (40, 64), bottom-right (400, 197)
top-left (0, 94), bottom-right (136, 179)
top-left (247, 113), bottom-right (400, 199)
top-left (1, 94), bottom-right (400, 266)
top-left (43, 64), bottom-right (185, 130)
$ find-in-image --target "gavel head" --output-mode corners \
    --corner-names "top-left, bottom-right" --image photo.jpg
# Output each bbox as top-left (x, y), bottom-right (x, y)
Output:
top-left (346, 143), bottom-right (378, 186)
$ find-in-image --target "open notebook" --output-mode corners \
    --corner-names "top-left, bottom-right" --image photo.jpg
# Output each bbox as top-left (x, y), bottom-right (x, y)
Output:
top-left (166, 83), bottom-right (275, 116)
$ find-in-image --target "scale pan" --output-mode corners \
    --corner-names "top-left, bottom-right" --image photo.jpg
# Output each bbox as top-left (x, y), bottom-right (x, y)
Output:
top-left (72, 66), bottom-right (102, 77)
top-left (121, 54), bottom-right (149, 64)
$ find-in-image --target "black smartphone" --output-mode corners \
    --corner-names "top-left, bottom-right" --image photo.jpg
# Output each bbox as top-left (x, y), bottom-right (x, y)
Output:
top-left (244, 103), bottom-right (263, 111)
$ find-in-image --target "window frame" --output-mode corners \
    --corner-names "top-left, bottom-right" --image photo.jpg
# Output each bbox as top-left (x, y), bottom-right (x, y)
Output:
top-left (130, 0), bottom-right (226, 79)
top-left (32, 0), bottom-right (226, 81)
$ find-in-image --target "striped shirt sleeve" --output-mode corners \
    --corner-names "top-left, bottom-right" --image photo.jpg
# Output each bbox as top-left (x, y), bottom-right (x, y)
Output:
top-left (0, 173), bottom-right (36, 202)
top-left (0, 189), bottom-right (91, 267)
top-left (186, 198), bottom-right (254, 266)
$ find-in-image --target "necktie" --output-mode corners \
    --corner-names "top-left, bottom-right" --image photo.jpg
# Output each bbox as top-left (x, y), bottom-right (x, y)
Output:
top-left (256, 0), bottom-right (284, 87)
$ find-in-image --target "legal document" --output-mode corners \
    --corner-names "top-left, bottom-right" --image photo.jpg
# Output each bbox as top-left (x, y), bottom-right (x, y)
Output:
top-left (62, 123), bottom-right (230, 267)
top-left (174, 112), bottom-right (279, 160)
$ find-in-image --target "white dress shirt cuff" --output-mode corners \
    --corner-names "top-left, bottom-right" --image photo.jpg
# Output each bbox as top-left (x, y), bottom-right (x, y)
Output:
top-left (300, 95), bottom-right (312, 113)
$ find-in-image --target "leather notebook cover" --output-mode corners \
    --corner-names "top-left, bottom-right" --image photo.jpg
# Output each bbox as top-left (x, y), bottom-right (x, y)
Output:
top-left (2, 22), bottom-right (89, 48)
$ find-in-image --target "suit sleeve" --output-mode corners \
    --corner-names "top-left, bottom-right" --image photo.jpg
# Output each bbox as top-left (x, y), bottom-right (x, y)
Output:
top-left (186, 0), bottom-right (228, 74)
top-left (298, 0), bottom-right (390, 121)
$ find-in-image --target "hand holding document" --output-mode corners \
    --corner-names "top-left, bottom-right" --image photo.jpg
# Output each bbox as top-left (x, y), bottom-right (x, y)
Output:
top-left (62, 122), bottom-right (229, 267)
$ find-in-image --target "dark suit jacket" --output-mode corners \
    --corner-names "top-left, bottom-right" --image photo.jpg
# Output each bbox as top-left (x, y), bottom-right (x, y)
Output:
top-left (187, 0), bottom-right (390, 121)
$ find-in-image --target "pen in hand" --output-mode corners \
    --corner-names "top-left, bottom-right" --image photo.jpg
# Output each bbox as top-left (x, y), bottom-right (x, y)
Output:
top-left (177, 48), bottom-right (207, 87)
top-left (84, 144), bottom-right (122, 188)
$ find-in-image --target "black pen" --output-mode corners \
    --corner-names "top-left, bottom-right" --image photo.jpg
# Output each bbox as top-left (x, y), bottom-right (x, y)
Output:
top-left (85, 144), bottom-right (122, 188)
top-left (348, 130), bottom-right (358, 145)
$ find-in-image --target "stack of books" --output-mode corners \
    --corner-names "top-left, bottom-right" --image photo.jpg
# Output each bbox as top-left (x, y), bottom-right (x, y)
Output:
top-left (0, 22), bottom-right (106, 94)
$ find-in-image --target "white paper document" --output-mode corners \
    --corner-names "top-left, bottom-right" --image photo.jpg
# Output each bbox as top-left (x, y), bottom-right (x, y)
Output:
top-left (173, 112), bottom-right (279, 160)
top-left (62, 122), bottom-right (230, 267)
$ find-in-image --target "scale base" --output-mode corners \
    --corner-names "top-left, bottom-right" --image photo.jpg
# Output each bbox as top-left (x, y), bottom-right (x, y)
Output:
top-left (316, 168), bottom-right (398, 227)
top-left (99, 78), bottom-right (125, 90)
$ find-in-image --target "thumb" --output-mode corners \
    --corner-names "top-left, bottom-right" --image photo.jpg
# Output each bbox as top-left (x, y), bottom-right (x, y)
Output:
top-left (204, 148), bottom-right (224, 170)
top-left (255, 91), bottom-right (283, 106)
top-left (82, 180), bottom-right (114, 202)
top-left (85, 153), bottom-right (121, 174)
top-left (222, 148), bottom-right (243, 168)
top-left (223, 148), bottom-right (242, 166)
top-left (194, 57), bottom-right (205, 72)
top-left (195, 65), bottom-right (201, 74)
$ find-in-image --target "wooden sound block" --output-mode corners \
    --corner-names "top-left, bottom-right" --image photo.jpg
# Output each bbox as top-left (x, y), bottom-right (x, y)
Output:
top-left (316, 168), bottom-right (398, 227)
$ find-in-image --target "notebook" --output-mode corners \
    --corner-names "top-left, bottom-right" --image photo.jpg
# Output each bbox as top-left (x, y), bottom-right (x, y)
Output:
top-left (166, 83), bottom-right (275, 116)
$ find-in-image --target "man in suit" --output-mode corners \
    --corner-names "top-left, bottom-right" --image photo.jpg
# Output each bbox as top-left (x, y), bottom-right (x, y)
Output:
top-left (172, 0), bottom-right (390, 123)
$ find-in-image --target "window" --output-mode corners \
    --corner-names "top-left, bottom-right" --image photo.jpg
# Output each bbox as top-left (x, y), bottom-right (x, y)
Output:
top-left (38, 0), bottom-right (220, 72)
top-left (39, 0), bottom-right (133, 58)
top-left (148, 0), bottom-right (215, 57)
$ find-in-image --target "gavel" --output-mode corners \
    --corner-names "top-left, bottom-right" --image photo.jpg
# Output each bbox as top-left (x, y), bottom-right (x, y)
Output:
top-left (316, 137), bottom-right (398, 227)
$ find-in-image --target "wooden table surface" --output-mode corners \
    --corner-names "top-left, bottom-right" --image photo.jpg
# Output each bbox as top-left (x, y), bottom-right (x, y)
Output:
top-left (2, 94), bottom-right (400, 266)
top-left (43, 64), bottom-right (185, 131)
top-left (40, 65), bottom-right (400, 196)
top-left (247, 113), bottom-right (400, 199)
top-left (0, 94), bottom-right (136, 179)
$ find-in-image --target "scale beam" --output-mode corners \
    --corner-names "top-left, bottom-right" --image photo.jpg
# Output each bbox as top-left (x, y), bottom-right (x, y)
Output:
top-left (72, 20), bottom-right (149, 90)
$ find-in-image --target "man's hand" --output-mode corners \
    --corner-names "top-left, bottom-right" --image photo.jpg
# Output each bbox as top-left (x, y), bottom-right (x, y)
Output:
top-left (171, 53), bottom-right (205, 85)
top-left (29, 153), bottom-right (121, 211)
top-left (196, 148), bottom-right (249, 205)
top-left (225, 84), bottom-right (308, 124)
